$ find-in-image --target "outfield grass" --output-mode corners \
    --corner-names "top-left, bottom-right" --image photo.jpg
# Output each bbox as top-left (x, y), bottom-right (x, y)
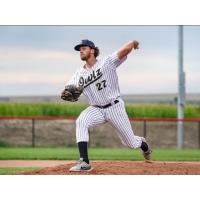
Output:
top-left (0, 102), bottom-right (199, 118)
top-left (0, 167), bottom-right (41, 175)
top-left (0, 147), bottom-right (200, 161)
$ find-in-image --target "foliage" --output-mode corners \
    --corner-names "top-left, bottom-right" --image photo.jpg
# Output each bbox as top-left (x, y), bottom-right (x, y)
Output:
top-left (0, 103), bottom-right (199, 118)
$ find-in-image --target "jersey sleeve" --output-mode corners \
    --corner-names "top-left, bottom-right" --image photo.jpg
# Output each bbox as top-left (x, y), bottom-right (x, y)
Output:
top-left (104, 51), bottom-right (127, 70)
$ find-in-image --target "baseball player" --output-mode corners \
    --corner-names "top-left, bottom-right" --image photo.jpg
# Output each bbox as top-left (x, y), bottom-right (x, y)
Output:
top-left (63, 39), bottom-right (152, 172)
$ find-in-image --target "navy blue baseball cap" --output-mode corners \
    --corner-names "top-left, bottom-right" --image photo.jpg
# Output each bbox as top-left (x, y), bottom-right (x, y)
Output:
top-left (74, 39), bottom-right (96, 51)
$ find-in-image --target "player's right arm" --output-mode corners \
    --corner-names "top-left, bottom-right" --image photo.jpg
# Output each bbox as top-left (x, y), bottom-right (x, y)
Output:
top-left (116, 40), bottom-right (139, 59)
top-left (103, 40), bottom-right (139, 70)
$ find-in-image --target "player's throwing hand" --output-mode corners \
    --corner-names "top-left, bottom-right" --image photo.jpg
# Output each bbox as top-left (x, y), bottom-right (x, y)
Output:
top-left (133, 40), bottom-right (139, 49)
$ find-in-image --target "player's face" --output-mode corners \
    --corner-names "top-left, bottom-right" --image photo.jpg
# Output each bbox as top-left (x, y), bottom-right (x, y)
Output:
top-left (79, 46), bottom-right (94, 61)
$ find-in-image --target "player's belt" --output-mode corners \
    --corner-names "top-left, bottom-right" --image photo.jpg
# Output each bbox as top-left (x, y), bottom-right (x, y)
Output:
top-left (93, 100), bottom-right (119, 109)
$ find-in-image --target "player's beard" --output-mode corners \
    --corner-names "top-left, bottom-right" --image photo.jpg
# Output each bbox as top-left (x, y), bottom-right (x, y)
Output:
top-left (80, 53), bottom-right (90, 61)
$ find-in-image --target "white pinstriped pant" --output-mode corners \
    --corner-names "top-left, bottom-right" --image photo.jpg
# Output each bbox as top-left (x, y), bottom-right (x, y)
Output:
top-left (76, 99), bottom-right (143, 149)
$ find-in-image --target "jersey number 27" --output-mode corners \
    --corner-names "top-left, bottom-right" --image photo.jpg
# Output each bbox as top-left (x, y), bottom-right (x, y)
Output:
top-left (96, 80), bottom-right (107, 91)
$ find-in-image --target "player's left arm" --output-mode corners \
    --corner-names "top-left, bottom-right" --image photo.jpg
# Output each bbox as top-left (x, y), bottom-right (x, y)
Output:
top-left (117, 40), bottom-right (139, 59)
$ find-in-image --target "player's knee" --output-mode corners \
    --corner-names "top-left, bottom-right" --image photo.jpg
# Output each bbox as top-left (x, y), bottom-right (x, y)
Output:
top-left (76, 117), bottom-right (82, 127)
top-left (76, 117), bottom-right (87, 128)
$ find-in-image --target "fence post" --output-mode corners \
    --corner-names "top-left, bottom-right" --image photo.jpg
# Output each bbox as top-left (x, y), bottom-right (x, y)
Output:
top-left (143, 120), bottom-right (147, 138)
top-left (32, 119), bottom-right (35, 147)
top-left (198, 122), bottom-right (200, 149)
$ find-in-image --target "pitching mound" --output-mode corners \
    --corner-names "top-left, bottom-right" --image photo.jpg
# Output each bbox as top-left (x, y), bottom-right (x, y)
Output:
top-left (18, 161), bottom-right (200, 175)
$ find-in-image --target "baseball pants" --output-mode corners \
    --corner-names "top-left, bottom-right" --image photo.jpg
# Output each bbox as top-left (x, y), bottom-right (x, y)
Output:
top-left (76, 99), bottom-right (143, 149)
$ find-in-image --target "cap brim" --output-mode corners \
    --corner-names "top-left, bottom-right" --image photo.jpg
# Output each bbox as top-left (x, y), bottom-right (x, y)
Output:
top-left (74, 44), bottom-right (94, 51)
top-left (74, 44), bottom-right (82, 51)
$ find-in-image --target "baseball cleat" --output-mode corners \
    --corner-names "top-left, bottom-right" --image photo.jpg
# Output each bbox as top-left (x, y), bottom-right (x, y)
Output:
top-left (141, 137), bottom-right (152, 162)
top-left (143, 149), bottom-right (152, 162)
top-left (69, 158), bottom-right (93, 172)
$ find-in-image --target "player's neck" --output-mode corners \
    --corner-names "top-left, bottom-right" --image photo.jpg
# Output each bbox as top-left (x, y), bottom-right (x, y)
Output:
top-left (85, 57), bottom-right (97, 69)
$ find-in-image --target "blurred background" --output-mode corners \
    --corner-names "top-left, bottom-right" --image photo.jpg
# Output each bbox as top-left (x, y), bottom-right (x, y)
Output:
top-left (0, 25), bottom-right (200, 149)
top-left (0, 25), bottom-right (200, 97)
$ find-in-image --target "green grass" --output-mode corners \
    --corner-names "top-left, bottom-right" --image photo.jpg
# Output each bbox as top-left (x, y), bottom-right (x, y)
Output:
top-left (125, 104), bottom-right (200, 118)
top-left (0, 102), bottom-right (88, 117)
top-left (0, 148), bottom-right (199, 174)
top-left (0, 147), bottom-right (200, 161)
top-left (0, 167), bottom-right (41, 175)
top-left (0, 102), bottom-right (199, 118)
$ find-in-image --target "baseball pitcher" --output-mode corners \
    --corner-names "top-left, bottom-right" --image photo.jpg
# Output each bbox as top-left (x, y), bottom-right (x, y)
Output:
top-left (61, 39), bottom-right (152, 172)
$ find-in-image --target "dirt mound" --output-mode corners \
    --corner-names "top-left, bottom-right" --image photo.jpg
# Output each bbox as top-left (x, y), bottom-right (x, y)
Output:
top-left (18, 161), bottom-right (200, 175)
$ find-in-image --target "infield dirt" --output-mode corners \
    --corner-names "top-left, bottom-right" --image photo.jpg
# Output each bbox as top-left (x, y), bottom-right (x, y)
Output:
top-left (17, 161), bottom-right (200, 175)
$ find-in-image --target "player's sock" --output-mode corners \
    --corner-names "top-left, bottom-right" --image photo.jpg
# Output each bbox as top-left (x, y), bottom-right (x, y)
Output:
top-left (78, 141), bottom-right (89, 164)
top-left (141, 141), bottom-right (149, 152)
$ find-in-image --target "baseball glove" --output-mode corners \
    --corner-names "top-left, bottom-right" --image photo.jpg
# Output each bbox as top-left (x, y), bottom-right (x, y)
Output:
top-left (61, 85), bottom-right (83, 102)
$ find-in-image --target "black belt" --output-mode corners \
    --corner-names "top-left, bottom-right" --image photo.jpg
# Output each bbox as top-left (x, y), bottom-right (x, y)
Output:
top-left (93, 100), bottom-right (119, 109)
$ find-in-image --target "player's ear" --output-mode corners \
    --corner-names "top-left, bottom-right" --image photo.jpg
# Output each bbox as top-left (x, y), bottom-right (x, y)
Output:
top-left (90, 48), bottom-right (95, 54)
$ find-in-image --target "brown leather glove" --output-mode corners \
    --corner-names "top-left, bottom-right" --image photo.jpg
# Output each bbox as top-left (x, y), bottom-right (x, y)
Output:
top-left (61, 85), bottom-right (84, 102)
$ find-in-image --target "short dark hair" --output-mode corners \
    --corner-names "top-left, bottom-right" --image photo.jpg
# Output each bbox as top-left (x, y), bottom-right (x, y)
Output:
top-left (94, 47), bottom-right (100, 58)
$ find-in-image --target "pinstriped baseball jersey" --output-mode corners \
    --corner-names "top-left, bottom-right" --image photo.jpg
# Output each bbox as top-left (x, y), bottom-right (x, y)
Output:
top-left (67, 52), bottom-right (127, 106)
top-left (67, 50), bottom-right (143, 149)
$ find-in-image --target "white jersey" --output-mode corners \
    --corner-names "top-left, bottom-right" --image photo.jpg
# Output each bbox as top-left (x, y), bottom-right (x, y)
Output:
top-left (67, 52), bottom-right (127, 106)
top-left (67, 49), bottom-right (143, 150)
